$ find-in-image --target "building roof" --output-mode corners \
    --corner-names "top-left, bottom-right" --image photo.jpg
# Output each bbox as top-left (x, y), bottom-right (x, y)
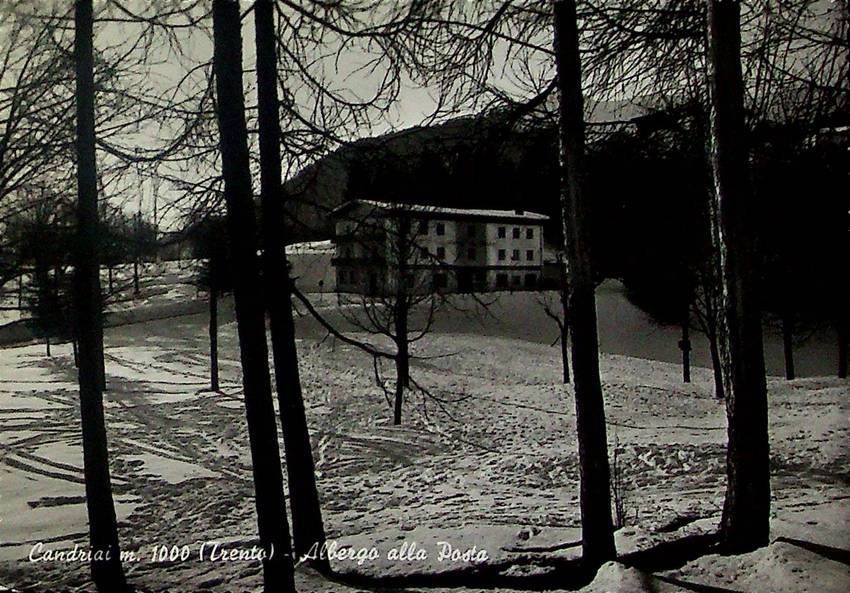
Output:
top-left (331, 199), bottom-right (549, 223)
top-left (285, 239), bottom-right (334, 255)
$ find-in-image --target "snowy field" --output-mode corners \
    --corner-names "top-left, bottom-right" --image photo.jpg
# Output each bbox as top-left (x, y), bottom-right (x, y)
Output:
top-left (0, 260), bottom-right (203, 331)
top-left (3, 256), bottom-right (839, 378)
top-left (0, 300), bottom-right (847, 592)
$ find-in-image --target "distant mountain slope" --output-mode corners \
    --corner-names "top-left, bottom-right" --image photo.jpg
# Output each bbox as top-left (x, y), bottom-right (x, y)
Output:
top-left (281, 101), bottom-right (647, 242)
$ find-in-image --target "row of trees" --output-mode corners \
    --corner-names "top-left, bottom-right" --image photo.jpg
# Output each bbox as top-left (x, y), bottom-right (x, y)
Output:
top-left (4, 199), bottom-right (159, 354)
top-left (2, 0), bottom-right (844, 591)
top-left (587, 107), bottom-right (846, 389)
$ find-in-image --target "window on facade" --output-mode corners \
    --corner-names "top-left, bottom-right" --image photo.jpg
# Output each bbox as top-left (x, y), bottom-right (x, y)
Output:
top-left (526, 228), bottom-right (534, 239)
top-left (468, 224), bottom-right (476, 237)
top-left (418, 220), bottom-right (428, 235)
top-left (511, 249), bottom-right (520, 261)
top-left (496, 273), bottom-right (508, 288)
top-left (467, 247), bottom-right (476, 259)
top-left (524, 273), bottom-right (537, 288)
top-left (433, 273), bottom-right (448, 290)
top-left (498, 226), bottom-right (506, 238)
top-left (436, 246), bottom-right (446, 259)
top-left (512, 227), bottom-right (521, 239)
top-left (338, 270), bottom-right (347, 283)
top-left (349, 270), bottom-right (358, 283)
top-left (436, 222), bottom-right (445, 236)
top-left (511, 275), bottom-right (521, 286)
top-left (526, 249), bottom-right (534, 261)
top-left (498, 249), bottom-right (506, 261)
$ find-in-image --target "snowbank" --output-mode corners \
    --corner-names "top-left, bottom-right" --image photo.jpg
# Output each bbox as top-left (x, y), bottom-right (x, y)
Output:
top-left (580, 562), bottom-right (654, 593)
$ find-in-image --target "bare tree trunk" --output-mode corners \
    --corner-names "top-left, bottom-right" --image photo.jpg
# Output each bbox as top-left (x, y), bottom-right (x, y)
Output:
top-left (99, 337), bottom-right (106, 392)
top-left (393, 329), bottom-right (409, 425)
top-left (212, 1), bottom-right (295, 589)
top-left (72, 1), bottom-right (127, 589)
top-left (392, 292), bottom-right (410, 425)
top-left (553, 0), bottom-right (616, 568)
top-left (838, 312), bottom-right (848, 379)
top-left (707, 327), bottom-right (725, 400)
top-left (393, 216), bottom-right (411, 425)
top-left (560, 323), bottom-right (571, 384)
top-left (46, 334), bottom-right (51, 357)
top-left (680, 315), bottom-right (692, 383)
top-left (133, 258), bottom-right (139, 296)
top-left (209, 287), bottom-right (219, 392)
top-left (393, 367), bottom-right (404, 425)
top-left (107, 265), bottom-right (113, 294)
top-left (559, 257), bottom-right (571, 384)
top-left (706, 0), bottom-right (770, 553)
top-left (34, 256), bottom-right (50, 353)
top-left (840, 168), bottom-right (849, 378)
top-left (782, 312), bottom-right (795, 380)
top-left (254, 0), bottom-right (328, 570)
top-left (701, 276), bottom-right (726, 400)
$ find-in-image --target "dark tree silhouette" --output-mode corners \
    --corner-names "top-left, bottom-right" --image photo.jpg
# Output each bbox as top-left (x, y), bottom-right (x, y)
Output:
top-left (211, 0), bottom-right (295, 589)
top-left (753, 121), bottom-right (848, 381)
top-left (5, 189), bottom-right (74, 356)
top-left (706, 0), bottom-right (770, 553)
top-left (327, 200), bottom-right (462, 426)
top-left (192, 216), bottom-right (233, 393)
top-left (254, 0), bottom-right (328, 570)
top-left (538, 257), bottom-right (571, 384)
top-left (100, 212), bottom-right (129, 296)
top-left (590, 115), bottom-right (725, 395)
top-left (553, 0), bottom-right (616, 568)
top-left (25, 231), bottom-right (73, 358)
top-left (72, 0), bottom-right (128, 589)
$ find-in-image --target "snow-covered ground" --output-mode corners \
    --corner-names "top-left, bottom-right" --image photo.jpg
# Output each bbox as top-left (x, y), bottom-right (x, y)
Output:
top-left (0, 260), bottom-right (203, 329)
top-left (4, 257), bottom-right (839, 377)
top-left (0, 300), bottom-right (846, 592)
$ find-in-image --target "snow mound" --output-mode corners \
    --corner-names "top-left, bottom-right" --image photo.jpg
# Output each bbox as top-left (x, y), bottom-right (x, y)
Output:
top-left (676, 539), bottom-right (850, 593)
top-left (738, 540), bottom-right (850, 593)
top-left (581, 561), bottom-right (653, 593)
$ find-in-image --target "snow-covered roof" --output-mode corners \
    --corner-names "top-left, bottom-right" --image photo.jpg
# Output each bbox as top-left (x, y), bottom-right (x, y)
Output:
top-left (284, 240), bottom-right (334, 255)
top-left (331, 199), bottom-right (549, 222)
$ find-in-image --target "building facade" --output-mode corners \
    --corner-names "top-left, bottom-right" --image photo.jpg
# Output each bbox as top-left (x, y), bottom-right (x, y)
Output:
top-left (331, 200), bottom-right (548, 294)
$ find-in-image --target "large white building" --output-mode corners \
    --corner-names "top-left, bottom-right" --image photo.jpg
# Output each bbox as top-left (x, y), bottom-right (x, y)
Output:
top-left (331, 200), bottom-right (549, 294)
